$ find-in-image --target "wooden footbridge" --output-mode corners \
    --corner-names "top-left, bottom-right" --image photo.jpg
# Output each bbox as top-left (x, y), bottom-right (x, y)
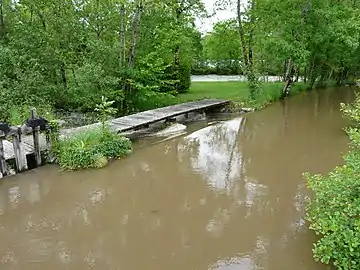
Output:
top-left (0, 99), bottom-right (229, 176)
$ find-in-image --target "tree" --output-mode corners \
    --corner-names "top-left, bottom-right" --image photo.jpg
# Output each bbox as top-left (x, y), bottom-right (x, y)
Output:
top-left (201, 19), bottom-right (242, 75)
top-left (0, 0), bottom-right (205, 120)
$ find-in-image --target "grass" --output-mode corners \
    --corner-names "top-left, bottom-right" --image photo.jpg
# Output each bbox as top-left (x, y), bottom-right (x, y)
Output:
top-left (180, 81), bottom-right (253, 102)
top-left (53, 127), bottom-right (132, 170)
top-left (176, 81), bottom-right (308, 110)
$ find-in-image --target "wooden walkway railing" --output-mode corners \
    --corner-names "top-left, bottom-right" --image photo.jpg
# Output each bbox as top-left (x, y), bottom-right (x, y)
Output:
top-left (0, 108), bottom-right (52, 176)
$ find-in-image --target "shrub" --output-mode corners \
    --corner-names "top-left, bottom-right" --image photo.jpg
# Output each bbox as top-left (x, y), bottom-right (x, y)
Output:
top-left (340, 92), bottom-right (360, 127)
top-left (131, 90), bottom-right (177, 112)
top-left (177, 62), bottom-right (191, 93)
top-left (55, 128), bottom-right (132, 170)
top-left (52, 96), bottom-right (132, 170)
top-left (0, 103), bottom-right (55, 124)
top-left (304, 93), bottom-right (360, 269)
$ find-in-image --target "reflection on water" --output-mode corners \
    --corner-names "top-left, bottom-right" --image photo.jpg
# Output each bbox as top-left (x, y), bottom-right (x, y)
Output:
top-left (0, 88), bottom-right (354, 270)
top-left (179, 118), bottom-right (244, 192)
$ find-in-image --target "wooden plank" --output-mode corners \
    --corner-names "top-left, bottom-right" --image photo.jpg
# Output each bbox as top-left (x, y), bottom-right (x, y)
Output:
top-left (108, 123), bottom-right (133, 131)
top-left (12, 135), bottom-right (28, 172)
top-left (21, 134), bottom-right (47, 151)
top-left (0, 119), bottom-right (66, 139)
top-left (31, 108), bottom-right (42, 166)
top-left (0, 140), bottom-right (6, 176)
top-left (0, 125), bottom-right (32, 139)
top-left (3, 140), bottom-right (15, 160)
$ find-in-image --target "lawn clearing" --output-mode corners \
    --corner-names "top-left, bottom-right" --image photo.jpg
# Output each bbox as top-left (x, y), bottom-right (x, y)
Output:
top-left (176, 81), bottom-right (308, 109)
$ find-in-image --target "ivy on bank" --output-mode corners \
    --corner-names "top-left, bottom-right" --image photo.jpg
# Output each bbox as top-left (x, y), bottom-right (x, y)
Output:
top-left (304, 92), bottom-right (360, 269)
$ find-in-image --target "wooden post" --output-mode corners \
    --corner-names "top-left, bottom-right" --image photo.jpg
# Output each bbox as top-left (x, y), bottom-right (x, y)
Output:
top-left (12, 134), bottom-right (28, 172)
top-left (31, 108), bottom-right (41, 166)
top-left (0, 139), bottom-right (6, 177)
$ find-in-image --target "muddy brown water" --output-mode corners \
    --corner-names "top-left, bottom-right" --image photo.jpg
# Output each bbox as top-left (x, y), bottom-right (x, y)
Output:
top-left (0, 88), bottom-right (355, 270)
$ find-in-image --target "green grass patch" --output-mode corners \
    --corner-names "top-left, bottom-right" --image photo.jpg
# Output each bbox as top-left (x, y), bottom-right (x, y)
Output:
top-left (177, 81), bottom-right (308, 110)
top-left (53, 128), bottom-right (132, 170)
top-left (129, 81), bottom-right (308, 113)
top-left (180, 81), bottom-right (251, 102)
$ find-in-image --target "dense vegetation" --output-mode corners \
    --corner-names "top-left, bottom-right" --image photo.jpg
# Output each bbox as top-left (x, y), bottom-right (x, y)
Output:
top-left (304, 95), bottom-right (360, 269)
top-left (0, 0), bottom-right (205, 120)
top-left (1, 0), bottom-right (360, 122)
top-left (196, 0), bottom-right (360, 97)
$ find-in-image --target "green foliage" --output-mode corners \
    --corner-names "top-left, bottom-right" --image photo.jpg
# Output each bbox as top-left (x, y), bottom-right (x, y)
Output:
top-left (0, 103), bottom-right (56, 125)
top-left (177, 62), bottom-right (192, 93)
top-left (196, 19), bottom-right (242, 75)
top-left (131, 90), bottom-right (177, 112)
top-left (0, 0), bottom-right (204, 116)
top-left (95, 96), bottom-right (117, 129)
top-left (305, 93), bottom-right (360, 269)
top-left (341, 92), bottom-right (360, 126)
top-left (1, 0), bottom-right (359, 119)
top-left (55, 128), bottom-right (132, 170)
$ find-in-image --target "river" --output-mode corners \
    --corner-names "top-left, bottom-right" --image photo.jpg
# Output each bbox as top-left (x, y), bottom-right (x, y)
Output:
top-left (0, 87), bottom-right (355, 269)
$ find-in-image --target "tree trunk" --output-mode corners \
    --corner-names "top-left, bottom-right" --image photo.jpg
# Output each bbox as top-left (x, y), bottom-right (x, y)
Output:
top-left (127, 3), bottom-right (143, 69)
top-left (119, 4), bottom-right (126, 70)
top-left (281, 57), bottom-right (293, 99)
top-left (60, 62), bottom-right (67, 91)
top-left (72, 68), bottom-right (78, 87)
top-left (173, 5), bottom-right (183, 92)
top-left (38, 12), bottom-right (46, 29)
top-left (237, 0), bottom-right (248, 68)
top-left (123, 1), bottom-right (143, 112)
top-left (0, 0), bottom-right (5, 38)
top-left (282, 59), bottom-right (288, 81)
top-left (248, 0), bottom-right (255, 70)
top-left (295, 66), bottom-right (299, 82)
top-left (328, 69), bottom-right (334, 81)
top-left (174, 43), bottom-right (180, 90)
top-left (307, 57), bottom-right (316, 91)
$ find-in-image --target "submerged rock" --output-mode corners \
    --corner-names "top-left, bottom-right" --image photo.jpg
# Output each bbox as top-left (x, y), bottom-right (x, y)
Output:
top-left (241, 108), bottom-right (255, 113)
top-left (188, 112), bottom-right (206, 121)
top-left (93, 155), bottom-right (108, 169)
top-left (0, 164), bottom-right (16, 179)
top-left (151, 123), bottom-right (187, 137)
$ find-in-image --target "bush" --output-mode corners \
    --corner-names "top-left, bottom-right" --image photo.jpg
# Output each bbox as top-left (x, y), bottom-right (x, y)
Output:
top-left (304, 93), bottom-right (360, 269)
top-left (131, 90), bottom-right (177, 112)
top-left (51, 96), bottom-right (132, 170)
top-left (177, 63), bottom-right (191, 93)
top-left (54, 128), bottom-right (132, 170)
top-left (191, 64), bottom-right (241, 76)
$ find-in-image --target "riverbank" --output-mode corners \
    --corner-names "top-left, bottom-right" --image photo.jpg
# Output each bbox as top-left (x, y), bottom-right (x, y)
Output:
top-left (304, 88), bottom-right (359, 269)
